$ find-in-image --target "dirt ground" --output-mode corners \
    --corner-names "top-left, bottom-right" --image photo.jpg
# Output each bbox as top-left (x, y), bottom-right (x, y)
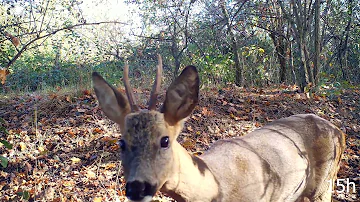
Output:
top-left (0, 85), bottom-right (359, 201)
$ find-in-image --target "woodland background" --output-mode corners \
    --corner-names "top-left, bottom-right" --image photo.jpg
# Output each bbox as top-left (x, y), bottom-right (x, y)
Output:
top-left (0, 0), bottom-right (359, 201)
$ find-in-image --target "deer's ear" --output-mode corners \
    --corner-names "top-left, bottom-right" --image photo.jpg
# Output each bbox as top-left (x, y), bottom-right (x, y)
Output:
top-left (92, 72), bottom-right (131, 131)
top-left (161, 66), bottom-right (199, 125)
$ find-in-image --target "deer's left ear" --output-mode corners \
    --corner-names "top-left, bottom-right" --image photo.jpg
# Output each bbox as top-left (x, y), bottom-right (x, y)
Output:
top-left (161, 66), bottom-right (199, 125)
top-left (92, 72), bottom-right (131, 132)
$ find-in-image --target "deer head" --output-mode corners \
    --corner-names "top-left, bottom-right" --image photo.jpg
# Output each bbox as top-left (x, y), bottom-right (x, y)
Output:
top-left (92, 54), bottom-right (199, 201)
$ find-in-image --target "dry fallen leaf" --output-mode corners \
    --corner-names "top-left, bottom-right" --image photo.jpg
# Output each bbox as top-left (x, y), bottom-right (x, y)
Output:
top-left (93, 128), bottom-right (103, 134)
top-left (70, 157), bottom-right (81, 164)
top-left (228, 107), bottom-right (237, 113)
top-left (38, 146), bottom-right (45, 153)
top-left (19, 142), bottom-right (27, 151)
top-left (0, 68), bottom-right (9, 85)
top-left (45, 187), bottom-right (55, 200)
top-left (93, 197), bottom-right (102, 202)
top-left (83, 89), bottom-right (91, 95)
top-left (24, 162), bottom-right (32, 173)
top-left (62, 180), bottom-right (75, 187)
top-left (85, 170), bottom-right (96, 179)
top-left (105, 163), bottom-right (117, 170)
top-left (77, 108), bottom-right (86, 113)
top-left (187, 126), bottom-right (193, 132)
top-left (182, 138), bottom-right (196, 150)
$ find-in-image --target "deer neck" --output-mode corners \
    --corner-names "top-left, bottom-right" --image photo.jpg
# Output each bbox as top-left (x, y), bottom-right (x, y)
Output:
top-left (160, 142), bottom-right (221, 202)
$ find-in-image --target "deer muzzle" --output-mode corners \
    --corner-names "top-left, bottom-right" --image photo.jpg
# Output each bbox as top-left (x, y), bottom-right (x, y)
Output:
top-left (125, 180), bottom-right (157, 201)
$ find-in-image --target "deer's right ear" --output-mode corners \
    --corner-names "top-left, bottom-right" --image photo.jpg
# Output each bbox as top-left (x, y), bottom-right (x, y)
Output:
top-left (92, 72), bottom-right (131, 131)
top-left (161, 66), bottom-right (199, 125)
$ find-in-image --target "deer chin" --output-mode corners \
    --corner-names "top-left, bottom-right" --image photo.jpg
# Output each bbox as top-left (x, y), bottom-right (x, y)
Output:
top-left (127, 196), bottom-right (153, 202)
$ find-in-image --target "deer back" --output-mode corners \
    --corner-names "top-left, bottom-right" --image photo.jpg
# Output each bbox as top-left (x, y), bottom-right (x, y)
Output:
top-left (201, 114), bottom-right (345, 201)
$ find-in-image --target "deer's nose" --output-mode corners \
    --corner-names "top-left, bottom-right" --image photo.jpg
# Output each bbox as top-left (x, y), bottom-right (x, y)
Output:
top-left (125, 180), bottom-right (156, 201)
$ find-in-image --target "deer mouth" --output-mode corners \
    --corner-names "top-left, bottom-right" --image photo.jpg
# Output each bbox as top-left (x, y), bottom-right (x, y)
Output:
top-left (125, 180), bottom-right (157, 202)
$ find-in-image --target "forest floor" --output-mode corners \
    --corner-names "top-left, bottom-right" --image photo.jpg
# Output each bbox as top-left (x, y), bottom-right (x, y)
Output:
top-left (0, 84), bottom-right (359, 202)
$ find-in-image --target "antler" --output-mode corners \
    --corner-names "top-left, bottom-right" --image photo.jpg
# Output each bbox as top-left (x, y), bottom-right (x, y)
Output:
top-left (123, 62), bottom-right (140, 112)
top-left (148, 54), bottom-right (163, 110)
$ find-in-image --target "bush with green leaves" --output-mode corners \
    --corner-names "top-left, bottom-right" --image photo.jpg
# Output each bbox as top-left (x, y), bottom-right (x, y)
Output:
top-left (0, 118), bottom-right (12, 168)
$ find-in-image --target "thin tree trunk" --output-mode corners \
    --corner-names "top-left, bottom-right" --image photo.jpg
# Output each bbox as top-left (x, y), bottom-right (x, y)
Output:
top-left (220, 0), bottom-right (242, 86)
top-left (171, 23), bottom-right (181, 79)
top-left (339, 0), bottom-right (353, 80)
top-left (304, 42), bottom-right (314, 84)
top-left (290, 41), bottom-right (297, 85)
top-left (54, 42), bottom-right (62, 70)
top-left (174, 56), bottom-right (181, 79)
top-left (313, 0), bottom-right (321, 85)
top-left (290, 0), bottom-right (309, 91)
top-left (270, 33), bottom-right (287, 83)
top-left (298, 37), bottom-right (309, 90)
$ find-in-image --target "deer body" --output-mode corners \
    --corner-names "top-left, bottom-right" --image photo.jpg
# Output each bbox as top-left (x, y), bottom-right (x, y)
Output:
top-left (159, 114), bottom-right (345, 202)
top-left (92, 55), bottom-right (345, 202)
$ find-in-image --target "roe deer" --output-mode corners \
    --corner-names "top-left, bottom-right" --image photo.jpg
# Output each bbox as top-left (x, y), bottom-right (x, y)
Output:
top-left (92, 54), bottom-right (346, 202)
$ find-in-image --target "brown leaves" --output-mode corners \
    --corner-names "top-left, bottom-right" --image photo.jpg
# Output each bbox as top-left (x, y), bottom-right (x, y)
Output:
top-left (0, 68), bottom-right (9, 85)
top-left (93, 128), bottom-right (103, 134)
top-left (85, 170), bottom-right (97, 179)
top-left (5, 32), bottom-right (20, 47)
top-left (0, 91), bottom-right (127, 201)
top-left (19, 142), bottom-right (27, 151)
top-left (182, 138), bottom-right (196, 150)
top-left (201, 107), bottom-right (214, 116)
top-left (44, 187), bottom-right (55, 200)
top-left (0, 84), bottom-right (358, 201)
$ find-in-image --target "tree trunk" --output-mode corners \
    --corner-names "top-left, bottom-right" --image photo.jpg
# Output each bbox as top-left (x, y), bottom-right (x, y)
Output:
top-left (174, 56), bottom-right (181, 79)
top-left (339, 0), bottom-right (353, 80)
top-left (297, 36), bottom-right (309, 91)
top-left (171, 23), bottom-right (181, 79)
top-left (313, 0), bottom-right (321, 85)
top-left (54, 42), bottom-right (62, 70)
top-left (220, 0), bottom-right (242, 86)
top-left (233, 40), bottom-right (242, 86)
top-left (304, 42), bottom-right (314, 84)
top-left (270, 32), bottom-right (287, 83)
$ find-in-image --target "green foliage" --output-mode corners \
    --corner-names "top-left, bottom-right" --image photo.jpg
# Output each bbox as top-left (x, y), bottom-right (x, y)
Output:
top-left (4, 55), bottom-right (93, 92)
top-left (0, 156), bottom-right (8, 168)
top-left (0, 118), bottom-right (12, 168)
top-left (317, 72), bottom-right (358, 97)
top-left (0, 140), bottom-right (12, 150)
top-left (240, 44), bottom-right (273, 86)
top-left (92, 61), bottom-right (125, 85)
top-left (17, 190), bottom-right (30, 200)
top-left (197, 53), bottom-right (235, 86)
top-left (1, 0), bottom-right (359, 94)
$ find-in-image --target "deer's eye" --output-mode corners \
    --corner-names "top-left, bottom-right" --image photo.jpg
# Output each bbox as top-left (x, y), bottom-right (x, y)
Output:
top-left (160, 136), bottom-right (169, 148)
top-left (119, 139), bottom-right (126, 151)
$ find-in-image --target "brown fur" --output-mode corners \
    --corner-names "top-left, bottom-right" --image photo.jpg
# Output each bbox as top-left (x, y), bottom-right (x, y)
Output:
top-left (92, 66), bottom-right (345, 202)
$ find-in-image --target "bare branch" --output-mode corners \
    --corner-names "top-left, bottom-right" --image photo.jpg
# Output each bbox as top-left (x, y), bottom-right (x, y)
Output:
top-left (5, 21), bottom-right (126, 69)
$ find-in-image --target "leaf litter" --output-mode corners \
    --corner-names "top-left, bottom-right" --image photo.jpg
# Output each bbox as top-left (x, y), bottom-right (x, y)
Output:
top-left (0, 85), bottom-right (359, 201)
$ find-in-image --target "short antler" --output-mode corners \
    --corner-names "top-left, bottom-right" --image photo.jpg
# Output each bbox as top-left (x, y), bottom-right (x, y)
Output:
top-left (123, 62), bottom-right (139, 112)
top-left (148, 54), bottom-right (163, 110)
